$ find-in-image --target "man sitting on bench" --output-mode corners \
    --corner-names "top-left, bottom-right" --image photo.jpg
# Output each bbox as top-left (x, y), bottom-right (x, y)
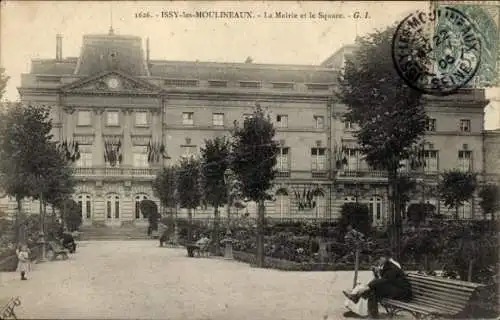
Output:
top-left (343, 250), bottom-right (412, 318)
top-left (61, 231), bottom-right (77, 253)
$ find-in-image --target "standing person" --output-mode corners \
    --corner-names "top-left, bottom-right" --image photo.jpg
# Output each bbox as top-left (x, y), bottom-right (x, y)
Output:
top-left (16, 244), bottom-right (31, 280)
top-left (343, 250), bottom-right (412, 318)
top-left (158, 221), bottom-right (168, 247)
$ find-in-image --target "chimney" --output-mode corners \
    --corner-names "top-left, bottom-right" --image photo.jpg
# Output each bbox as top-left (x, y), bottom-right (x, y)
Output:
top-left (56, 34), bottom-right (62, 61)
top-left (146, 37), bottom-right (150, 63)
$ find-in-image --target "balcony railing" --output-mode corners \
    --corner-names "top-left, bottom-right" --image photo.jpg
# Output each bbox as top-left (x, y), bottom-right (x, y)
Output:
top-left (73, 167), bottom-right (154, 178)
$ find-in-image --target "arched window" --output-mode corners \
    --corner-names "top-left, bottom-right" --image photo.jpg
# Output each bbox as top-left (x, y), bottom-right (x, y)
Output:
top-left (135, 195), bottom-right (149, 219)
top-left (77, 194), bottom-right (92, 220)
top-left (106, 194), bottom-right (120, 220)
top-left (368, 197), bottom-right (383, 221)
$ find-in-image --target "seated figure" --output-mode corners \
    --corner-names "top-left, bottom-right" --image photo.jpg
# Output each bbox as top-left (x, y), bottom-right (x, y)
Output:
top-left (61, 232), bottom-right (77, 253)
top-left (343, 250), bottom-right (412, 318)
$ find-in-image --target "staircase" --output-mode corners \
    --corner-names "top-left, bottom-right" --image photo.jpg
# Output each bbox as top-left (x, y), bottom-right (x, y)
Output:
top-left (79, 225), bottom-right (151, 241)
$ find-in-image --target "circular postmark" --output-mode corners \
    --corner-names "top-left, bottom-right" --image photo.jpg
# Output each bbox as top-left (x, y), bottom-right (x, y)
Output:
top-left (392, 7), bottom-right (482, 95)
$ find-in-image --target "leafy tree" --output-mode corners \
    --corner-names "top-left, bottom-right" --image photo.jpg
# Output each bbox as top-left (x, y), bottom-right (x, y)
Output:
top-left (152, 166), bottom-right (178, 216)
top-left (200, 136), bottom-right (231, 255)
top-left (406, 203), bottom-right (436, 227)
top-left (140, 199), bottom-right (160, 234)
top-left (231, 104), bottom-right (279, 267)
top-left (337, 25), bottom-right (428, 257)
top-left (42, 143), bottom-right (77, 226)
top-left (0, 104), bottom-right (55, 243)
top-left (339, 202), bottom-right (371, 235)
top-left (61, 199), bottom-right (81, 232)
top-left (177, 157), bottom-right (202, 242)
top-left (439, 170), bottom-right (477, 219)
top-left (478, 183), bottom-right (500, 220)
top-left (0, 68), bottom-right (9, 100)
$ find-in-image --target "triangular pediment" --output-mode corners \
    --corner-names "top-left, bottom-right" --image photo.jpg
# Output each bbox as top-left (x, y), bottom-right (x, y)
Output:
top-left (61, 70), bottom-right (161, 94)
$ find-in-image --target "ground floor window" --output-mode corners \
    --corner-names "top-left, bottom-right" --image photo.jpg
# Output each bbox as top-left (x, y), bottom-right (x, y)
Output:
top-left (135, 194), bottom-right (149, 219)
top-left (368, 197), bottom-right (383, 221)
top-left (106, 194), bottom-right (120, 219)
top-left (77, 194), bottom-right (92, 219)
top-left (276, 195), bottom-right (290, 218)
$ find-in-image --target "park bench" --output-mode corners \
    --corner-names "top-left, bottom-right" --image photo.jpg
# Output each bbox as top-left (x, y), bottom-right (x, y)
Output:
top-left (0, 296), bottom-right (21, 320)
top-left (381, 272), bottom-right (486, 319)
top-left (46, 241), bottom-right (69, 261)
top-left (186, 242), bottom-right (210, 258)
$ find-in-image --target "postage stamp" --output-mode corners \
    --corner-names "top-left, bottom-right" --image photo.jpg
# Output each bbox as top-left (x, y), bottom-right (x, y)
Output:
top-left (434, 2), bottom-right (499, 88)
top-left (392, 6), bottom-right (483, 95)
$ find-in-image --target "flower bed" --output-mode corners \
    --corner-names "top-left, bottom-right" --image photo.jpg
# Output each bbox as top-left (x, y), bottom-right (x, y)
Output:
top-left (233, 250), bottom-right (379, 272)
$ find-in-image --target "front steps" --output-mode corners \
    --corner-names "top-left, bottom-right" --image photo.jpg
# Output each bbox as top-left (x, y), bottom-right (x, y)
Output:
top-left (79, 225), bottom-right (151, 241)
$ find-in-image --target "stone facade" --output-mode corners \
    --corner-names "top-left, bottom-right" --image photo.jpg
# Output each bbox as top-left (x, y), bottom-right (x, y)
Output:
top-left (10, 30), bottom-right (496, 226)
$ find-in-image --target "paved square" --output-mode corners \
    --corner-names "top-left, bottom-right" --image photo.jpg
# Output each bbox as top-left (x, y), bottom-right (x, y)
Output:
top-left (1, 240), bottom-right (395, 319)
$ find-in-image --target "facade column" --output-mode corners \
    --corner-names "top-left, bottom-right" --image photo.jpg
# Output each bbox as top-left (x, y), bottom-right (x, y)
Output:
top-left (93, 108), bottom-right (104, 166)
top-left (63, 107), bottom-right (75, 140)
top-left (123, 110), bottom-right (133, 166)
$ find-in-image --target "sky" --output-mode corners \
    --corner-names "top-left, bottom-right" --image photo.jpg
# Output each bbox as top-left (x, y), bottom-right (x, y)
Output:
top-left (1, 1), bottom-right (499, 129)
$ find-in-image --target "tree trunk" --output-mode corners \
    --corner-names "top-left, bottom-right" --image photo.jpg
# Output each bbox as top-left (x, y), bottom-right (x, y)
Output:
top-left (16, 196), bottom-right (25, 244)
top-left (256, 199), bottom-right (265, 268)
top-left (187, 208), bottom-right (193, 243)
top-left (455, 206), bottom-right (459, 220)
top-left (213, 206), bottom-right (220, 255)
top-left (388, 170), bottom-right (402, 260)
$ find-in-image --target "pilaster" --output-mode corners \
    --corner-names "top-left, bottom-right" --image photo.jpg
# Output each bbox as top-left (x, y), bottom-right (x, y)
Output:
top-left (93, 108), bottom-right (105, 166)
top-left (123, 109), bottom-right (133, 166)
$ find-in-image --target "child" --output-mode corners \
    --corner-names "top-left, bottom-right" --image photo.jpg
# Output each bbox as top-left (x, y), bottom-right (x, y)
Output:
top-left (16, 244), bottom-right (30, 280)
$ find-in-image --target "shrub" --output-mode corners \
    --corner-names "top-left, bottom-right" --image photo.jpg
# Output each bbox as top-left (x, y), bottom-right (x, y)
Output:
top-left (339, 202), bottom-right (371, 235)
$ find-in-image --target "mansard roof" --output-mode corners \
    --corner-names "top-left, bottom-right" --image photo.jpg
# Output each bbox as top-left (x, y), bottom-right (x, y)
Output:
top-left (27, 32), bottom-right (338, 84)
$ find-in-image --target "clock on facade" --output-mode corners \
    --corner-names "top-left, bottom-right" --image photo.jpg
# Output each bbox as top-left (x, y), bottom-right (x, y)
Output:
top-left (107, 77), bottom-right (120, 89)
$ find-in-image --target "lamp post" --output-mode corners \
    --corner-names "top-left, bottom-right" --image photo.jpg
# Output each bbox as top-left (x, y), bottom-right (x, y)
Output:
top-left (224, 168), bottom-right (234, 229)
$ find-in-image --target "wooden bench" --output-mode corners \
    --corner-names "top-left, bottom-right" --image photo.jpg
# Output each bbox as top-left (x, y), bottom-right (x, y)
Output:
top-left (46, 241), bottom-right (69, 261)
top-left (186, 242), bottom-right (210, 258)
top-left (0, 296), bottom-right (21, 320)
top-left (381, 272), bottom-right (486, 319)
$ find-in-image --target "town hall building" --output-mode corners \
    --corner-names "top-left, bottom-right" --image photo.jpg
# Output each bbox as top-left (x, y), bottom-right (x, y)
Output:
top-left (10, 28), bottom-right (498, 227)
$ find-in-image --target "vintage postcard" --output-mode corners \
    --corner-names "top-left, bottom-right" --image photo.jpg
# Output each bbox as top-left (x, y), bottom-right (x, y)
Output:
top-left (0, 1), bottom-right (499, 320)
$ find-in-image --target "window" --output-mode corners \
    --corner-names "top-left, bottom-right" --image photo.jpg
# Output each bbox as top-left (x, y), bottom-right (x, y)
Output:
top-left (460, 119), bottom-right (471, 132)
top-left (77, 111), bottom-right (91, 126)
top-left (76, 152), bottom-right (92, 167)
top-left (77, 195), bottom-right (92, 219)
top-left (181, 145), bottom-right (197, 158)
top-left (276, 115), bottom-right (288, 128)
top-left (135, 195), bottom-right (149, 219)
top-left (277, 195), bottom-right (290, 219)
top-left (276, 147), bottom-right (290, 171)
top-left (106, 111), bottom-right (119, 126)
top-left (344, 121), bottom-right (353, 130)
top-left (182, 112), bottom-right (194, 125)
top-left (212, 113), bottom-right (224, 126)
top-left (314, 116), bottom-right (324, 129)
top-left (135, 111), bottom-right (148, 126)
top-left (311, 148), bottom-right (326, 171)
top-left (345, 148), bottom-right (358, 171)
top-left (106, 195), bottom-right (120, 219)
top-left (424, 150), bottom-right (438, 172)
top-left (458, 150), bottom-right (473, 171)
top-left (133, 146), bottom-right (148, 168)
top-left (239, 81), bottom-right (261, 88)
top-left (426, 118), bottom-right (436, 131)
top-left (368, 197), bottom-right (383, 221)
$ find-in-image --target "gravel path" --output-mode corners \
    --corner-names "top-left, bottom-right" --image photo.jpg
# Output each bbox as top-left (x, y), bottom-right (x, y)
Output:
top-left (1, 240), bottom-right (382, 320)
